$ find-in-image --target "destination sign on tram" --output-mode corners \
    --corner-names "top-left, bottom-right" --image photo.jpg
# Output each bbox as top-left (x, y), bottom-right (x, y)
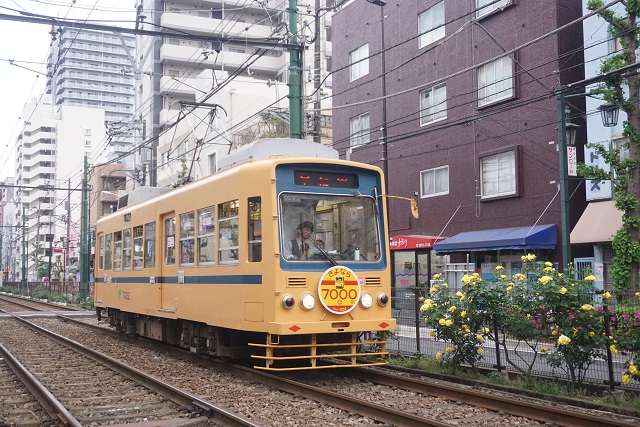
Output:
top-left (294, 170), bottom-right (358, 188)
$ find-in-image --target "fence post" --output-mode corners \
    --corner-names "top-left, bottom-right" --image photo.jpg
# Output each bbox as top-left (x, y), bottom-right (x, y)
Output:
top-left (493, 319), bottom-right (505, 372)
top-left (602, 302), bottom-right (619, 391)
top-left (414, 286), bottom-right (421, 355)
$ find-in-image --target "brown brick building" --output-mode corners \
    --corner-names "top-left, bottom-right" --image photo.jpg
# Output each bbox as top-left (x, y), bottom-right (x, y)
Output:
top-left (332, 0), bottom-right (587, 278)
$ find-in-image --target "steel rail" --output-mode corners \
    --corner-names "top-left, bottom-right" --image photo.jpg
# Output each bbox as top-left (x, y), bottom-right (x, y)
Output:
top-left (61, 315), bottom-right (640, 426)
top-left (0, 341), bottom-right (82, 426)
top-left (10, 313), bottom-right (259, 427)
top-left (0, 294), bottom-right (77, 312)
top-left (349, 368), bottom-right (638, 427)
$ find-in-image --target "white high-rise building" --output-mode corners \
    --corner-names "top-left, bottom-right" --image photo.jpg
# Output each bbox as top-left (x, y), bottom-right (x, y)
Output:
top-left (13, 95), bottom-right (106, 281)
top-left (47, 28), bottom-right (136, 165)
top-left (135, 0), bottom-right (335, 188)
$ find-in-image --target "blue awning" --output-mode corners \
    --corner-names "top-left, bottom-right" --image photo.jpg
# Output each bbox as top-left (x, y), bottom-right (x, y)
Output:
top-left (433, 224), bottom-right (557, 253)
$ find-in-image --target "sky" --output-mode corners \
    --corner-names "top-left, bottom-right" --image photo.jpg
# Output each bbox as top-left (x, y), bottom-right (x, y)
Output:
top-left (0, 0), bottom-right (136, 181)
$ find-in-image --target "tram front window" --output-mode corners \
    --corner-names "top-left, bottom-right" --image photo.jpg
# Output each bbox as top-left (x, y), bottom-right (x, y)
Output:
top-left (280, 193), bottom-right (380, 262)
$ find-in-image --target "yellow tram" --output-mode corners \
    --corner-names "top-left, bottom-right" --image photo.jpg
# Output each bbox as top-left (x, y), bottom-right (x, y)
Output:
top-left (94, 139), bottom-right (396, 370)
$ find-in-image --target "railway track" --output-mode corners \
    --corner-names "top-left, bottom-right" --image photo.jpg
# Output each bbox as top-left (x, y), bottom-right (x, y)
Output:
top-left (35, 316), bottom-right (640, 426)
top-left (0, 313), bottom-right (258, 426)
top-left (0, 293), bottom-right (77, 313)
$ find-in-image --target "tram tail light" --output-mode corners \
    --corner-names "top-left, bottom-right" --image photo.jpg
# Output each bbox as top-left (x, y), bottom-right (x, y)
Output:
top-left (282, 295), bottom-right (295, 309)
top-left (377, 293), bottom-right (389, 306)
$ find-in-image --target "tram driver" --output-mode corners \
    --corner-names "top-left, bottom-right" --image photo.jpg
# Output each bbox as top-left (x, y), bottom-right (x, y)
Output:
top-left (284, 221), bottom-right (314, 260)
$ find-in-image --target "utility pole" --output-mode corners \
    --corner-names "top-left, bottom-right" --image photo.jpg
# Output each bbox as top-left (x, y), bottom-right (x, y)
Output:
top-left (65, 179), bottom-right (71, 282)
top-left (80, 155), bottom-right (89, 300)
top-left (21, 206), bottom-right (26, 289)
top-left (313, 0), bottom-right (322, 144)
top-left (47, 218), bottom-right (53, 280)
top-left (288, 0), bottom-right (304, 139)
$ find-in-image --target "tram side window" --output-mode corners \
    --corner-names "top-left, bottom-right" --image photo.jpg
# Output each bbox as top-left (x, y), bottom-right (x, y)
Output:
top-left (180, 212), bottom-right (195, 266)
top-left (113, 231), bottom-right (122, 270)
top-left (105, 233), bottom-right (112, 270)
top-left (99, 235), bottom-right (104, 270)
top-left (123, 228), bottom-right (132, 270)
top-left (248, 197), bottom-right (262, 262)
top-left (133, 225), bottom-right (143, 269)
top-left (197, 206), bottom-right (215, 265)
top-left (165, 217), bottom-right (176, 265)
top-left (144, 221), bottom-right (156, 268)
top-left (218, 200), bottom-right (239, 265)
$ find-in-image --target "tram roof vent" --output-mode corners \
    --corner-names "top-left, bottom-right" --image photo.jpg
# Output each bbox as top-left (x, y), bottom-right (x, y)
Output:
top-left (117, 186), bottom-right (171, 210)
top-left (218, 138), bottom-right (339, 170)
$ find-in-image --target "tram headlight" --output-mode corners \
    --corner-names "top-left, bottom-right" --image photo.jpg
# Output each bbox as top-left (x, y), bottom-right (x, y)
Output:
top-left (377, 293), bottom-right (389, 306)
top-left (360, 292), bottom-right (373, 308)
top-left (300, 293), bottom-right (316, 310)
top-left (282, 295), bottom-right (295, 309)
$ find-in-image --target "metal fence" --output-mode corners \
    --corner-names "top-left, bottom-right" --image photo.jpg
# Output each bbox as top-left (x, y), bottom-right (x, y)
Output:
top-left (390, 287), bottom-right (628, 390)
top-left (0, 280), bottom-right (89, 303)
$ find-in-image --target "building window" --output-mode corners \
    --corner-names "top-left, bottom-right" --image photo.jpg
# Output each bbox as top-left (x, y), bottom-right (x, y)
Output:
top-left (420, 166), bottom-right (449, 198)
top-left (349, 112), bottom-right (370, 147)
top-left (418, 2), bottom-right (445, 49)
top-left (349, 43), bottom-right (369, 82)
top-left (480, 150), bottom-right (517, 198)
top-left (420, 83), bottom-right (447, 125)
top-left (208, 153), bottom-right (216, 174)
top-left (478, 56), bottom-right (513, 106)
top-left (476, 0), bottom-right (510, 19)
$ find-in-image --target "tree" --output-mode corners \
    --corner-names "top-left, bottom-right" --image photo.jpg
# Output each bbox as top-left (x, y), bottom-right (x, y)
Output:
top-left (579, 1), bottom-right (640, 297)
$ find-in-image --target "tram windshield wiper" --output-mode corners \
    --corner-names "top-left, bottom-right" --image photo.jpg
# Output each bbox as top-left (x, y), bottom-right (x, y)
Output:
top-left (309, 239), bottom-right (338, 266)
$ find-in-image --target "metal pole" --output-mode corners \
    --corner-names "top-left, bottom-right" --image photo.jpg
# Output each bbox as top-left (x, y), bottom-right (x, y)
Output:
top-left (80, 155), bottom-right (89, 300)
top-left (380, 5), bottom-right (389, 195)
top-left (47, 218), bottom-right (53, 280)
top-left (313, 0), bottom-right (322, 144)
top-left (21, 206), bottom-right (26, 289)
top-left (557, 92), bottom-right (572, 270)
top-left (288, 0), bottom-right (303, 139)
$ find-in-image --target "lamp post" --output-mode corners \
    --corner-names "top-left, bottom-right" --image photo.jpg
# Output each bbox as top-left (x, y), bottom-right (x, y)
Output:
top-left (557, 92), bottom-right (619, 270)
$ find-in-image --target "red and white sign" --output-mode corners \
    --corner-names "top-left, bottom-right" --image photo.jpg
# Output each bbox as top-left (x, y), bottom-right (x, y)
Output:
top-left (567, 146), bottom-right (577, 176)
top-left (389, 235), bottom-right (443, 250)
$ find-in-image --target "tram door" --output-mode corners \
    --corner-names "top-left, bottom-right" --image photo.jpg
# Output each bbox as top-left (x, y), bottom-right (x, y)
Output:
top-left (159, 213), bottom-right (177, 312)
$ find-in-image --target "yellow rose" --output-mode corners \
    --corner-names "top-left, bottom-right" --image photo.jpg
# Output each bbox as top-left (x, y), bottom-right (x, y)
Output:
top-left (439, 318), bottom-right (446, 326)
top-left (558, 334), bottom-right (571, 346)
top-left (610, 345), bottom-right (618, 354)
top-left (584, 275), bottom-right (596, 282)
top-left (483, 327), bottom-right (490, 334)
top-left (589, 331), bottom-right (595, 337)
top-left (630, 364), bottom-right (639, 375)
top-left (495, 265), bottom-right (504, 271)
top-left (559, 287), bottom-right (567, 294)
top-left (552, 330), bottom-right (558, 336)
top-left (430, 331), bottom-right (436, 337)
top-left (477, 348), bottom-right (484, 354)
top-left (445, 347), bottom-right (454, 354)
top-left (477, 335), bottom-right (485, 343)
top-left (448, 306), bottom-right (456, 312)
top-left (545, 261), bottom-right (553, 267)
top-left (602, 291), bottom-right (611, 299)
top-left (623, 374), bottom-right (631, 385)
top-left (435, 352), bottom-right (442, 361)
top-left (445, 319), bottom-right (453, 327)
top-left (540, 346), bottom-right (547, 353)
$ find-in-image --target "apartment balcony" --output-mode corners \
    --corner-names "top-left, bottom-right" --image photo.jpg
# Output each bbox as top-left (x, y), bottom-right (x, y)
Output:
top-left (159, 75), bottom-right (200, 96)
top-left (161, 13), bottom-right (278, 39)
top-left (160, 44), bottom-right (283, 74)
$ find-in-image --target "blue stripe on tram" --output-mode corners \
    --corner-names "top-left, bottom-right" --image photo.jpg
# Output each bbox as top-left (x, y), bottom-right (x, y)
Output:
top-left (95, 275), bottom-right (262, 285)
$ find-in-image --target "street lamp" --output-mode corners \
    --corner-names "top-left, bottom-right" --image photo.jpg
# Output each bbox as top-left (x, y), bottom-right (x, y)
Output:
top-left (598, 103), bottom-right (619, 127)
